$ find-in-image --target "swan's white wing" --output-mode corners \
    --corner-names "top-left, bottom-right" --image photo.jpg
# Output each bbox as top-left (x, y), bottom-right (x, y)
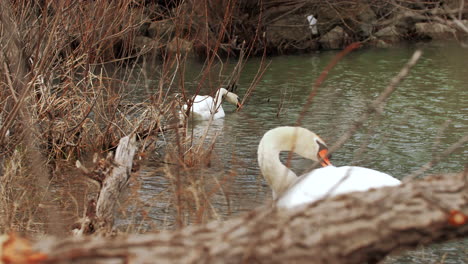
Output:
top-left (189, 95), bottom-right (225, 120)
top-left (277, 166), bottom-right (401, 208)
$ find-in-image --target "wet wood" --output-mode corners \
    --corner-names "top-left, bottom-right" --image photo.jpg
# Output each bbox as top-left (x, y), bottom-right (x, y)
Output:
top-left (40, 170), bottom-right (468, 264)
top-left (73, 134), bottom-right (138, 235)
top-left (94, 134), bottom-right (137, 232)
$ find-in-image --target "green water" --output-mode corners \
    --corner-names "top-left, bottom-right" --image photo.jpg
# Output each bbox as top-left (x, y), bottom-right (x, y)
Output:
top-left (135, 41), bottom-right (467, 263)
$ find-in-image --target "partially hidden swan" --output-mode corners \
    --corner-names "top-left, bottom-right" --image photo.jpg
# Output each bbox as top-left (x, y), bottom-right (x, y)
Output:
top-left (257, 126), bottom-right (401, 208)
top-left (183, 88), bottom-right (241, 121)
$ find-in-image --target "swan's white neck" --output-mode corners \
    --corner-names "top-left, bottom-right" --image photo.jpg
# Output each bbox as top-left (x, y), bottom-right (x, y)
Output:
top-left (258, 127), bottom-right (322, 198)
top-left (214, 88), bottom-right (228, 109)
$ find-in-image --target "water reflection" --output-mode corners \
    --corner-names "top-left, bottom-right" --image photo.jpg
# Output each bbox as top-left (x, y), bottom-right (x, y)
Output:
top-left (132, 41), bottom-right (467, 262)
top-left (188, 118), bottom-right (226, 142)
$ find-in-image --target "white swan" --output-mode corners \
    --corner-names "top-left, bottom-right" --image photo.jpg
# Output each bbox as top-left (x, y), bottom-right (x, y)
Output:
top-left (257, 126), bottom-right (401, 208)
top-left (183, 88), bottom-right (241, 121)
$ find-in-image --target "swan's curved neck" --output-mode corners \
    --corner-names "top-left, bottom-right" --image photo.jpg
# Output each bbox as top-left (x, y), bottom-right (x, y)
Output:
top-left (214, 88), bottom-right (227, 109)
top-left (258, 127), bottom-right (315, 198)
top-left (258, 127), bottom-right (324, 198)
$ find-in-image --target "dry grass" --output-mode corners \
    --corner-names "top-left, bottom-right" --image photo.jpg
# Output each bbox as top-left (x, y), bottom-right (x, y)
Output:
top-left (0, 0), bottom-right (252, 234)
top-left (0, 0), bottom-right (163, 234)
top-left (0, 149), bottom-right (34, 233)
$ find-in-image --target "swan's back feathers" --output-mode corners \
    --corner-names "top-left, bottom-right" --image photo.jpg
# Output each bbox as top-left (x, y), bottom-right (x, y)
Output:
top-left (277, 166), bottom-right (401, 208)
top-left (190, 94), bottom-right (225, 120)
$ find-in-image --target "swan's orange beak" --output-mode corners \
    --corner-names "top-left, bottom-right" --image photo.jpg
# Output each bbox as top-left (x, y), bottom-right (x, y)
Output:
top-left (318, 149), bottom-right (332, 167)
top-left (236, 102), bottom-right (242, 110)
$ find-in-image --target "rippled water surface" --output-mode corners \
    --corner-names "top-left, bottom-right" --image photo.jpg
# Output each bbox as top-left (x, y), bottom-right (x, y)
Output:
top-left (129, 41), bottom-right (467, 263)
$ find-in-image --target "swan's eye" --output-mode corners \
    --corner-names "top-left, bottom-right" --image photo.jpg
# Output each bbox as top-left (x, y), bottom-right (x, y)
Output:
top-left (316, 140), bottom-right (327, 151)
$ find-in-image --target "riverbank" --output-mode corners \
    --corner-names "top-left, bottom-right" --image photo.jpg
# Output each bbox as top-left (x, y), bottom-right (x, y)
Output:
top-left (110, 1), bottom-right (468, 57)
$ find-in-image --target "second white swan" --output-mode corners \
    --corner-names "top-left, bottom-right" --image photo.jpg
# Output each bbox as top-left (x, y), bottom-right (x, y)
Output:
top-left (257, 126), bottom-right (401, 208)
top-left (183, 88), bottom-right (241, 121)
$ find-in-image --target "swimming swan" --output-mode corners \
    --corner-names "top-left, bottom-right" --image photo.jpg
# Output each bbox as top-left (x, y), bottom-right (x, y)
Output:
top-left (183, 88), bottom-right (241, 121)
top-left (257, 126), bottom-right (401, 208)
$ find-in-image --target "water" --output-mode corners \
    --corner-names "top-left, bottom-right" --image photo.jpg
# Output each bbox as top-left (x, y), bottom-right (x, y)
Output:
top-left (131, 41), bottom-right (467, 262)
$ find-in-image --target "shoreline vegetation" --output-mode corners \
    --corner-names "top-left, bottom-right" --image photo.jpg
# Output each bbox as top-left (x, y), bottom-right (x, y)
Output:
top-left (0, 1), bottom-right (467, 263)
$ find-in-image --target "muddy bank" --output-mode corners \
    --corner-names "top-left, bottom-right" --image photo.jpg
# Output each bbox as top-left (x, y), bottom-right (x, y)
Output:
top-left (10, 1), bottom-right (465, 61)
top-left (129, 0), bottom-right (468, 58)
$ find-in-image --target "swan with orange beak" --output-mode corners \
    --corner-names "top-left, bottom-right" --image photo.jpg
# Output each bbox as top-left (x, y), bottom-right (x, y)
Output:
top-left (183, 87), bottom-right (241, 121)
top-left (257, 126), bottom-right (400, 208)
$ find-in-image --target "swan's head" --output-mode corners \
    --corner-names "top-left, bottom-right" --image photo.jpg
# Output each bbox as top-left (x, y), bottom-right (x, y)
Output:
top-left (260, 126), bottom-right (332, 167)
top-left (289, 127), bottom-right (332, 167)
top-left (315, 138), bottom-right (332, 167)
top-left (218, 88), bottom-right (241, 109)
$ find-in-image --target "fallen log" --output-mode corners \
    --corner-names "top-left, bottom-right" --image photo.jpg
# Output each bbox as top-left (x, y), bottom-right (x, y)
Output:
top-left (36, 169), bottom-right (467, 264)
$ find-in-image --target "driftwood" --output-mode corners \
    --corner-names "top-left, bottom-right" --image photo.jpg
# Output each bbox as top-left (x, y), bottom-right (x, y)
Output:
top-left (75, 135), bottom-right (137, 234)
top-left (95, 135), bottom-right (137, 231)
top-left (37, 169), bottom-right (467, 264)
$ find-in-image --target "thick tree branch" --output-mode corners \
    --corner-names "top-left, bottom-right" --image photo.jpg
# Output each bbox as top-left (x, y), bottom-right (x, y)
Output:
top-left (38, 170), bottom-right (468, 264)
